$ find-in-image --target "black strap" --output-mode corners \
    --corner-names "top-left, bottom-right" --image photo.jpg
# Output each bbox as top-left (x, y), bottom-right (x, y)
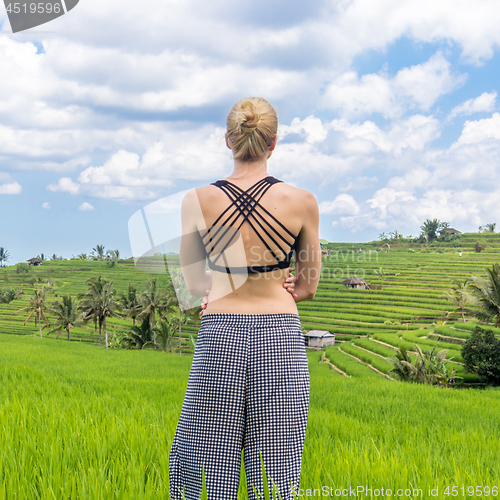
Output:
top-left (201, 176), bottom-right (298, 273)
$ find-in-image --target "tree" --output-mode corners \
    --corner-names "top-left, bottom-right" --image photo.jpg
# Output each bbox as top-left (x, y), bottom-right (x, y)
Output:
top-left (0, 288), bottom-right (16, 304)
top-left (138, 278), bottom-right (175, 329)
top-left (386, 344), bottom-right (459, 387)
top-left (47, 295), bottom-right (82, 341)
top-left (170, 270), bottom-right (202, 354)
top-left (479, 223), bottom-right (496, 233)
top-left (119, 284), bottom-right (142, 326)
top-left (386, 346), bottom-right (414, 382)
top-left (15, 287), bottom-right (50, 338)
top-left (46, 269), bottom-right (54, 286)
top-left (93, 245), bottom-right (105, 260)
top-left (373, 267), bottom-right (385, 280)
top-left (16, 263), bottom-right (30, 275)
top-left (122, 313), bottom-right (155, 349)
top-left (461, 326), bottom-right (500, 385)
top-left (154, 318), bottom-right (178, 353)
top-left (420, 219), bottom-right (442, 243)
top-left (0, 247), bottom-right (10, 268)
top-left (78, 276), bottom-right (120, 348)
top-left (474, 242), bottom-right (486, 253)
top-left (444, 278), bottom-right (471, 322)
top-left (467, 263), bottom-right (500, 327)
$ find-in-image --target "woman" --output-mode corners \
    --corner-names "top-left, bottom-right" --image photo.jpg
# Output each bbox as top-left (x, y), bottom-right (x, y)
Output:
top-left (169, 97), bottom-right (321, 500)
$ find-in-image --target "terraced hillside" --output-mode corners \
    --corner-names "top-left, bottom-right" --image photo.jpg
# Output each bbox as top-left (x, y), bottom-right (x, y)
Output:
top-left (1, 232), bottom-right (500, 379)
top-left (0, 257), bottom-right (202, 351)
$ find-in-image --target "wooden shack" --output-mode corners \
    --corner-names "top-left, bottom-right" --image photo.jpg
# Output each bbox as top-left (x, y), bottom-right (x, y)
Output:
top-left (342, 277), bottom-right (369, 289)
top-left (27, 258), bottom-right (42, 266)
top-left (304, 330), bottom-right (336, 348)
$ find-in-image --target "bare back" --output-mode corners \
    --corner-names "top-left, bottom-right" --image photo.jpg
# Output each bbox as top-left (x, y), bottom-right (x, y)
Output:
top-left (181, 175), bottom-right (321, 315)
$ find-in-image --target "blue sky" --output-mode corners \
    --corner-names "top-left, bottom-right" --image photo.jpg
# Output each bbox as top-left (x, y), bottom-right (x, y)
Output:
top-left (2, 0), bottom-right (500, 264)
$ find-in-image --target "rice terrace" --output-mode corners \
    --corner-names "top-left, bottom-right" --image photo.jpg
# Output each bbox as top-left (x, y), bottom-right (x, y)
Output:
top-left (1, 230), bottom-right (499, 499)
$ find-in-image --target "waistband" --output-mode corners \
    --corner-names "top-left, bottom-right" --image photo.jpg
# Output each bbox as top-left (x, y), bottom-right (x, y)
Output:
top-left (200, 312), bottom-right (301, 326)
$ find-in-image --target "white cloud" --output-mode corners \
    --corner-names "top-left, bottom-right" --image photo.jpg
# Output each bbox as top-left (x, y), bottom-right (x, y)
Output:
top-left (0, 182), bottom-right (22, 194)
top-left (322, 53), bottom-right (465, 118)
top-left (326, 0), bottom-right (500, 65)
top-left (448, 92), bottom-right (497, 120)
top-left (45, 125), bottom-right (232, 201)
top-left (42, 202), bottom-right (51, 209)
top-left (453, 112), bottom-right (500, 146)
top-left (330, 115), bottom-right (440, 155)
top-left (78, 202), bottom-right (95, 211)
top-left (319, 194), bottom-right (360, 215)
top-left (47, 177), bottom-right (80, 195)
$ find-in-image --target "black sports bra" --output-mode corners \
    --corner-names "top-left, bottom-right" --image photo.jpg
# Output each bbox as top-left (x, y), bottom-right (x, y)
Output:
top-left (200, 176), bottom-right (299, 274)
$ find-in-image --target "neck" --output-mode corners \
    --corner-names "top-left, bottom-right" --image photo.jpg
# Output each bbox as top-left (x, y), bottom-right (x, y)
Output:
top-left (228, 156), bottom-right (269, 181)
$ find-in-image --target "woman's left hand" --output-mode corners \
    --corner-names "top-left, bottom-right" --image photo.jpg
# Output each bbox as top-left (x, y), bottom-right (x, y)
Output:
top-left (283, 269), bottom-right (297, 299)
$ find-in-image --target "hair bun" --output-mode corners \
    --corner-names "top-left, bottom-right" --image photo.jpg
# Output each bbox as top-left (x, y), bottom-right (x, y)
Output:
top-left (226, 97), bottom-right (278, 161)
top-left (237, 104), bottom-right (261, 134)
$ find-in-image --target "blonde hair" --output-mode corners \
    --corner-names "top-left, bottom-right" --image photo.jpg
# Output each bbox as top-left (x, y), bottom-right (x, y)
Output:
top-left (226, 97), bottom-right (278, 161)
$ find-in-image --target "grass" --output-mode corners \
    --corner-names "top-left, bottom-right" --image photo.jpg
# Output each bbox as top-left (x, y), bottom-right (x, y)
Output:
top-left (1, 334), bottom-right (499, 499)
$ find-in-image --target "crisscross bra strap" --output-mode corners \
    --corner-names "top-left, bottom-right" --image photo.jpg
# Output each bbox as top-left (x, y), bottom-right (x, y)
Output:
top-left (200, 176), bottom-right (298, 274)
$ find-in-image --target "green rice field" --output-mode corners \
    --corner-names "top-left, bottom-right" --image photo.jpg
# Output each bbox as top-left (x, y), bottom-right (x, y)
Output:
top-left (1, 232), bottom-right (500, 498)
top-left (1, 334), bottom-right (499, 499)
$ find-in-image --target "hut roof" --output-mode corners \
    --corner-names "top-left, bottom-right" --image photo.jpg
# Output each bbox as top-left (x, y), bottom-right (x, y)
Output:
top-left (342, 277), bottom-right (367, 285)
top-left (304, 330), bottom-right (335, 338)
top-left (27, 258), bottom-right (42, 263)
top-left (440, 227), bottom-right (461, 234)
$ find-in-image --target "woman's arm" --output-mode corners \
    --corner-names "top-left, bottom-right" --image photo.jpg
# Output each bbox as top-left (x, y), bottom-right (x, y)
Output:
top-left (179, 190), bottom-right (212, 296)
top-left (292, 190), bottom-right (321, 303)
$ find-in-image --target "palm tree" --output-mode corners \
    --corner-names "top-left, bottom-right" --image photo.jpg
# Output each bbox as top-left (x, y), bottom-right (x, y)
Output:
top-left (485, 223), bottom-right (496, 233)
top-left (468, 263), bottom-right (500, 327)
top-left (170, 269), bottom-right (202, 354)
top-left (78, 276), bottom-right (120, 348)
top-left (420, 219), bottom-right (441, 243)
top-left (386, 347), bottom-right (414, 381)
top-left (47, 295), bottom-right (82, 341)
top-left (444, 278), bottom-right (471, 322)
top-left (122, 313), bottom-right (155, 349)
top-left (0, 247), bottom-right (10, 268)
top-left (373, 267), bottom-right (385, 280)
top-left (46, 269), bottom-right (54, 286)
top-left (155, 318), bottom-right (177, 353)
top-left (119, 284), bottom-right (141, 326)
top-left (138, 278), bottom-right (174, 329)
top-left (15, 287), bottom-right (50, 338)
top-left (93, 245), bottom-right (105, 260)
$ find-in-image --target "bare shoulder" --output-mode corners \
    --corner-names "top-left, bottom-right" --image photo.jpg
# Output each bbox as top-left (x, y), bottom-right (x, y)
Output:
top-left (182, 184), bottom-right (219, 207)
top-left (276, 182), bottom-right (318, 212)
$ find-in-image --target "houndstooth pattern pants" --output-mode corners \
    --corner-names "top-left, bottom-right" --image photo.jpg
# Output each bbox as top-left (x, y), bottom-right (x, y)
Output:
top-left (169, 313), bottom-right (309, 500)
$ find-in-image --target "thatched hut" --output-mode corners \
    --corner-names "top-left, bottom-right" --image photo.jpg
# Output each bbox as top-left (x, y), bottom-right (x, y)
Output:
top-left (27, 258), bottom-right (42, 266)
top-left (342, 277), bottom-right (369, 289)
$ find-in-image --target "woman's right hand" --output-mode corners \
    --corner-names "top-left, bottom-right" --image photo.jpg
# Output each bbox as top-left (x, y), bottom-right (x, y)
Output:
top-left (199, 289), bottom-right (210, 317)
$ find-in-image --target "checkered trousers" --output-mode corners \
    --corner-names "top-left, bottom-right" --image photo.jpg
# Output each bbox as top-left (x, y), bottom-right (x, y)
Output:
top-left (169, 313), bottom-right (310, 500)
